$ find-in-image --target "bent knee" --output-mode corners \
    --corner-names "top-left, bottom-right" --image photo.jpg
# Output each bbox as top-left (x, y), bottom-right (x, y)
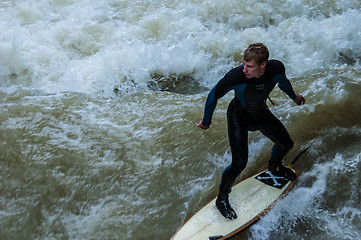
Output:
top-left (284, 139), bottom-right (294, 151)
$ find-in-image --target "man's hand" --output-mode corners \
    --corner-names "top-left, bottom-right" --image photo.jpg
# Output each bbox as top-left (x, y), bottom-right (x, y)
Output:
top-left (293, 94), bottom-right (305, 105)
top-left (196, 120), bottom-right (210, 130)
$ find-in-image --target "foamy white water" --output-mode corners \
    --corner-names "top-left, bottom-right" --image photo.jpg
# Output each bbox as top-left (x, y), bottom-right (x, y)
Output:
top-left (1, 0), bottom-right (360, 239)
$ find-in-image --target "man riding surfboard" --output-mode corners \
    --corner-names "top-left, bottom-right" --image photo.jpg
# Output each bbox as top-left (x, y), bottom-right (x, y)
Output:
top-left (197, 43), bottom-right (305, 220)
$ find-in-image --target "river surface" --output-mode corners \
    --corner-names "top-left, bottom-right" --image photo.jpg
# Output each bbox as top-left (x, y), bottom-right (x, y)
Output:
top-left (1, 0), bottom-right (361, 239)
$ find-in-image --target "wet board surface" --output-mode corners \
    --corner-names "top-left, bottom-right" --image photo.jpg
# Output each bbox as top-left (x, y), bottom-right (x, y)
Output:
top-left (170, 169), bottom-right (298, 240)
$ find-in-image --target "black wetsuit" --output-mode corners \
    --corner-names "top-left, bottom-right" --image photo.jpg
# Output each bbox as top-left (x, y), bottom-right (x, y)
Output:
top-left (202, 60), bottom-right (296, 196)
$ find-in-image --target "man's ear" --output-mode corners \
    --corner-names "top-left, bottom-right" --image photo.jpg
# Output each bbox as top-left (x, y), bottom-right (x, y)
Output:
top-left (260, 61), bottom-right (267, 68)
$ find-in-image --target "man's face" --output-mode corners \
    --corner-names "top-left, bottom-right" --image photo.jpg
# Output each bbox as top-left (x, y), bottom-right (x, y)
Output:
top-left (242, 59), bottom-right (267, 79)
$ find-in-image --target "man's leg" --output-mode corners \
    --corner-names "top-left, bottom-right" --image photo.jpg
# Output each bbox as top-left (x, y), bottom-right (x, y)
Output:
top-left (216, 101), bottom-right (248, 220)
top-left (259, 110), bottom-right (296, 180)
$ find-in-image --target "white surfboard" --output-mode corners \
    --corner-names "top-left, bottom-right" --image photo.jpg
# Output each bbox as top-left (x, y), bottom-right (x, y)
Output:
top-left (170, 169), bottom-right (298, 240)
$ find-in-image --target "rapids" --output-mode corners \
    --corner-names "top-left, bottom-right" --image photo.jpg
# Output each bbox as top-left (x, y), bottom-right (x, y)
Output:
top-left (1, 0), bottom-right (360, 239)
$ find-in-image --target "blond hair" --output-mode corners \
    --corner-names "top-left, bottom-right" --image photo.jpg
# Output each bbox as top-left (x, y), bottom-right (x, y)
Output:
top-left (243, 43), bottom-right (269, 65)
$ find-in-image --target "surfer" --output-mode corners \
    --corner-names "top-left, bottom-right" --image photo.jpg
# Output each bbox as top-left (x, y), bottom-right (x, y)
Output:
top-left (196, 43), bottom-right (305, 220)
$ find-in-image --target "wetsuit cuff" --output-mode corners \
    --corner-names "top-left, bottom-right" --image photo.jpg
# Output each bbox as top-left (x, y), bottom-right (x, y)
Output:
top-left (290, 93), bottom-right (297, 100)
top-left (202, 120), bottom-right (211, 126)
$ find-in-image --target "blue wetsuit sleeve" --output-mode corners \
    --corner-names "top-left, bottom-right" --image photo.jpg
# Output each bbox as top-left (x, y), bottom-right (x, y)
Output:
top-left (274, 72), bottom-right (297, 100)
top-left (202, 86), bottom-right (217, 126)
top-left (202, 79), bottom-right (232, 126)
